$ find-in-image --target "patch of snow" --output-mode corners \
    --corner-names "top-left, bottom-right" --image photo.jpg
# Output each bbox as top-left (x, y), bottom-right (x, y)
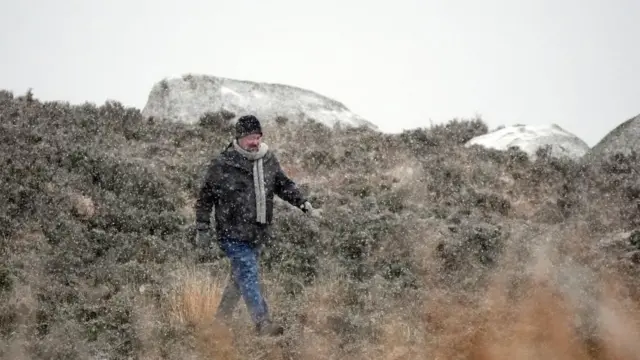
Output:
top-left (220, 86), bottom-right (242, 98)
top-left (465, 124), bottom-right (590, 160)
top-left (141, 74), bottom-right (377, 130)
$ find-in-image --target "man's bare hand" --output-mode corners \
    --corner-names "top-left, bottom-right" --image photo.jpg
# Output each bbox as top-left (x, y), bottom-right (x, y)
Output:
top-left (301, 201), bottom-right (323, 219)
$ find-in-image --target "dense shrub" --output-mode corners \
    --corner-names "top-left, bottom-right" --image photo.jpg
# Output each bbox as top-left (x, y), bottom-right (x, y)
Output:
top-left (400, 116), bottom-right (489, 156)
top-left (1, 90), bottom-right (639, 359)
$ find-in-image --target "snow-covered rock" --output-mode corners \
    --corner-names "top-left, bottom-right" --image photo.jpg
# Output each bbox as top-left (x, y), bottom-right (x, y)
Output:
top-left (465, 124), bottom-right (590, 160)
top-left (141, 74), bottom-right (377, 129)
top-left (586, 113), bottom-right (640, 161)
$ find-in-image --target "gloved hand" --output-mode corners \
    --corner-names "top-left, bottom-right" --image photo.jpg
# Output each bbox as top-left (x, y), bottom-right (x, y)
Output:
top-left (300, 201), bottom-right (323, 219)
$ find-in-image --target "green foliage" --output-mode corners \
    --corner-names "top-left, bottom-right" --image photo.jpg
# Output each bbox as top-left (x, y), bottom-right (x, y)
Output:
top-left (566, 151), bottom-right (640, 229)
top-left (400, 116), bottom-right (489, 156)
top-left (198, 109), bottom-right (235, 132)
top-left (0, 90), bottom-right (636, 358)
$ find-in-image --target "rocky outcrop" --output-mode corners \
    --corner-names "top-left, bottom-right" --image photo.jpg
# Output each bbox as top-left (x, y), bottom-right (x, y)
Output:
top-left (465, 124), bottom-right (590, 160)
top-left (586, 113), bottom-right (640, 162)
top-left (141, 74), bottom-right (377, 129)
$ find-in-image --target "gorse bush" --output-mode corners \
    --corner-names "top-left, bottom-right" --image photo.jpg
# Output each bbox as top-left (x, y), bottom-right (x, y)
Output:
top-left (399, 116), bottom-right (489, 156)
top-left (1, 89), bottom-right (639, 359)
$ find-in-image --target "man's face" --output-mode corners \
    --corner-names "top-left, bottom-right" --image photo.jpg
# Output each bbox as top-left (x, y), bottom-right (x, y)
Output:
top-left (238, 133), bottom-right (262, 152)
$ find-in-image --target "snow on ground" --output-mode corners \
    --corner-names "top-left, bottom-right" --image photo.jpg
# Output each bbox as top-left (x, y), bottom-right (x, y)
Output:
top-left (465, 124), bottom-right (590, 160)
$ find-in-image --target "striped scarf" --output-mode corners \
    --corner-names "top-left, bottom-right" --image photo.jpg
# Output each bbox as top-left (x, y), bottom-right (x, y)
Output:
top-left (232, 140), bottom-right (269, 223)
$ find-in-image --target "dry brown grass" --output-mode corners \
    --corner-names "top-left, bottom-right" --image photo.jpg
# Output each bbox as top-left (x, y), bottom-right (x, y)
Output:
top-left (164, 265), bottom-right (239, 359)
top-left (330, 233), bottom-right (639, 360)
top-left (0, 282), bottom-right (37, 360)
top-left (167, 266), bottom-right (223, 327)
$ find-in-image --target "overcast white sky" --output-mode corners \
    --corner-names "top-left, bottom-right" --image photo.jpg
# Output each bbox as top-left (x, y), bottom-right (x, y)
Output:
top-left (1, 0), bottom-right (638, 146)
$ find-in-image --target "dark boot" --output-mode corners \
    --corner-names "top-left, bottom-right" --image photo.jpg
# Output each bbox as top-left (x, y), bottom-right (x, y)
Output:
top-left (256, 319), bottom-right (284, 336)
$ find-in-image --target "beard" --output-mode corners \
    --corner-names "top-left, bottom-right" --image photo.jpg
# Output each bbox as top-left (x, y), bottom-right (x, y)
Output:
top-left (241, 143), bottom-right (259, 152)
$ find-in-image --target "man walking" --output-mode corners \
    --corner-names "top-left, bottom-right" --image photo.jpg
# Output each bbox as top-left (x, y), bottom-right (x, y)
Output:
top-left (194, 114), bottom-right (320, 336)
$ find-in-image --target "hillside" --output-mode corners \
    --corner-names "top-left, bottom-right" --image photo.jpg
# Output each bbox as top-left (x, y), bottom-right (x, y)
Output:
top-left (1, 89), bottom-right (640, 360)
top-left (586, 113), bottom-right (640, 162)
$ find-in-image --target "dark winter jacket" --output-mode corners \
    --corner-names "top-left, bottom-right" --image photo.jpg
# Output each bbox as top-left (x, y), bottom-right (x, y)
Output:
top-left (195, 142), bottom-right (307, 244)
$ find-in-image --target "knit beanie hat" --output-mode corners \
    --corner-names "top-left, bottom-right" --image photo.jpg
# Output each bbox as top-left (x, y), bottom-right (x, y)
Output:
top-left (235, 115), bottom-right (263, 138)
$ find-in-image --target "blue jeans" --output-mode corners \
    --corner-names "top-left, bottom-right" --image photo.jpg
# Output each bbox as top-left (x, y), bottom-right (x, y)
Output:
top-left (215, 239), bottom-right (270, 325)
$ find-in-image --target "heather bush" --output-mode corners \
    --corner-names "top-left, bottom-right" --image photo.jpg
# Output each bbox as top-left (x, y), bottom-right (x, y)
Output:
top-left (2, 90), bottom-right (640, 359)
top-left (198, 109), bottom-right (235, 132)
top-left (400, 116), bottom-right (489, 156)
